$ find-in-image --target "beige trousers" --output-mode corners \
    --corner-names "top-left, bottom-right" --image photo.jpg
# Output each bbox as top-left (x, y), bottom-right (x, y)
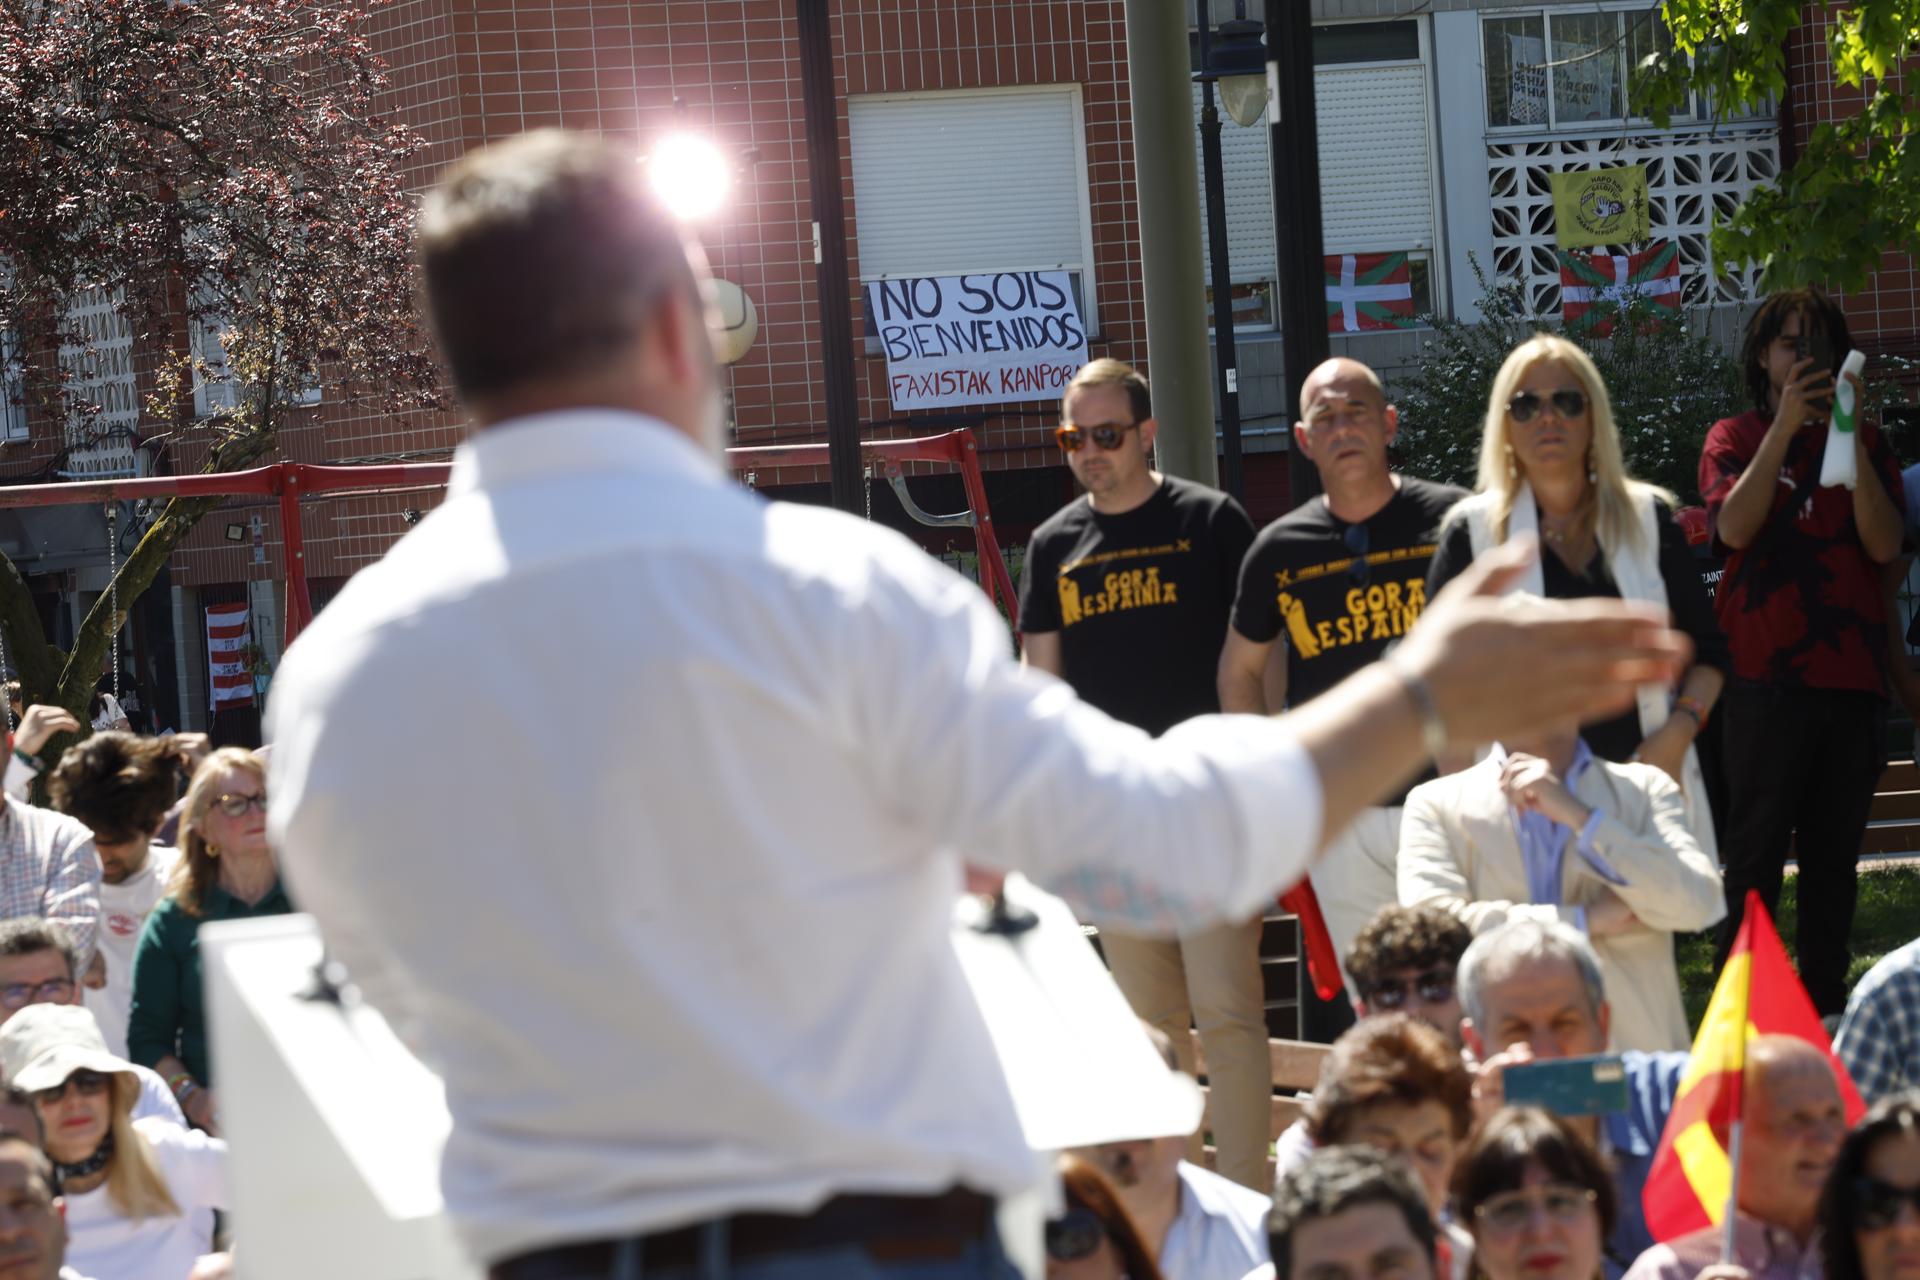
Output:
top-left (1100, 914), bottom-right (1269, 1192)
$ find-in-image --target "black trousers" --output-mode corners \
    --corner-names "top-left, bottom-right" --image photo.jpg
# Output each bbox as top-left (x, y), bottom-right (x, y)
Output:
top-left (1714, 685), bottom-right (1885, 1014)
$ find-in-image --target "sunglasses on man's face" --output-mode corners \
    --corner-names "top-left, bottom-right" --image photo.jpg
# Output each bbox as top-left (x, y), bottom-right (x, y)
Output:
top-left (1362, 968), bottom-right (1456, 1011)
top-left (1044, 1205), bottom-right (1106, 1262)
top-left (1054, 420), bottom-right (1139, 454)
top-left (213, 791), bottom-right (267, 818)
top-left (1856, 1177), bottom-right (1920, 1230)
top-left (1506, 389), bottom-right (1588, 423)
top-left (32, 1069), bottom-right (110, 1108)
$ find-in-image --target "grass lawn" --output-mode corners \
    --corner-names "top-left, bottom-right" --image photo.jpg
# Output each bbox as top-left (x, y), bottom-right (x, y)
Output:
top-left (1675, 864), bottom-right (1920, 1030)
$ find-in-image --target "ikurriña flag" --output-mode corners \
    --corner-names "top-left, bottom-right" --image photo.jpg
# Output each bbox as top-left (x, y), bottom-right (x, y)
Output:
top-left (1558, 241), bottom-right (1681, 337)
top-left (1325, 253), bottom-right (1416, 333)
top-left (1640, 891), bottom-right (1865, 1242)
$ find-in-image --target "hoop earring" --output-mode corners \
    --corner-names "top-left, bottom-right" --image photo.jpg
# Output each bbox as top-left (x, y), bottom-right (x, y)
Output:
top-left (205, 844), bottom-right (221, 859)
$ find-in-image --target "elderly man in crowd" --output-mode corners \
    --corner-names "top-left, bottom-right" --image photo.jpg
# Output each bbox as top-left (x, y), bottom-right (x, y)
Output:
top-left (1077, 1026), bottom-right (1270, 1280)
top-left (1400, 724), bottom-right (1724, 1052)
top-left (1458, 919), bottom-right (1686, 1277)
top-left (1622, 1036), bottom-right (1842, 1280)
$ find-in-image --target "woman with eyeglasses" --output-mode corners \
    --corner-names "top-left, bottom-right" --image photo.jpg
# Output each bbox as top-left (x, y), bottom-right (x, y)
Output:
top-left (1452, 1107), bottom-right (1615, 1280)
top-left (1050, 1154), bottom-right (1167, 1280)
top-left (1, 1003), bottom-right (227, 1280)
top-left (1303, 1014), bottom-right (1475, 1278)
top-left (1820, 1090), bottom-right (1920, 1280)
top-left (127, 748), bottom-right (289, 1134)
top-left (1424, 336), bottom-right (1726, 854)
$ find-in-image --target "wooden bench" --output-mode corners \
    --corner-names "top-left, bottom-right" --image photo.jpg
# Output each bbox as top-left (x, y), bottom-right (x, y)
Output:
top-left (1186, 1030), bottom-right (1331, 1174)
top-left (1863, 759), bottom-right (1920, 856)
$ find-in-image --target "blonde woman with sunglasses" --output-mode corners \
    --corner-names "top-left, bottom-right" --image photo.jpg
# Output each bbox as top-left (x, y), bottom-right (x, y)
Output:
top-left (1423, 336), bottom-right (1725, 860)
top-left (1, 1003), bottom-right (227, 1280)
top-left (126, 748), bottom-right (289, 1135)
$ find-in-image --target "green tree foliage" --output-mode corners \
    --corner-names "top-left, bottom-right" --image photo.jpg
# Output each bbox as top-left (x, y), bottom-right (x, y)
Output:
top-left (1639, 0), bottom-right (1920, 291)
top-left (0, 0), bottom-right (439, 740)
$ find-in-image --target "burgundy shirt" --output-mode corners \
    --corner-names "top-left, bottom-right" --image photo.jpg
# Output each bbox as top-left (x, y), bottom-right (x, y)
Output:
top-left (1699, 408), bottom-right (1903, 694)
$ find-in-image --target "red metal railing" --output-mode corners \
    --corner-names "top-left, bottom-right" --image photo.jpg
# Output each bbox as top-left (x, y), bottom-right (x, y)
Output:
top-left (0, 428), bottom-right (1016, 647)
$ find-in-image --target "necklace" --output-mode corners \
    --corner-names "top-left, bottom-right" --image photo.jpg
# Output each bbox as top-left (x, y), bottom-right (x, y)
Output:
top-left (53, 1129), bottom-right (113, 1190)
top-left (1538, 497), bottom-right (1594, 546)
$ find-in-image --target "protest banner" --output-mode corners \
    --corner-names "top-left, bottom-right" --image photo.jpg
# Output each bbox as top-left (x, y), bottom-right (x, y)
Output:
top-left (865, 270), bottom-right (1088, 412)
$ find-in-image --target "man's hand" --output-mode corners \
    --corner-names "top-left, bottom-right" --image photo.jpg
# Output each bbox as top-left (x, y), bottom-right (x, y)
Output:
top-left (1394, 538), bottom-right (1690, 748)
top-left (172, 732), bottom-right (213, 767)
top-left (189, 1252), bottom-right (234, 1280)
top-left (1771, 357), bottom-right (1834, 438)
top-left (1472, 1041), bottom-right (1535, 1123)
top-left (82, 950), bottom-right (107, 990)
top-left (1584, 888), bottom-right (1642, 938)
top-left (183, 1086), bottom-right (218, 1135)
top-left (12, 705), bottom-right (79, 759)
top-left (1499, 753), bottom-right (1591, 828)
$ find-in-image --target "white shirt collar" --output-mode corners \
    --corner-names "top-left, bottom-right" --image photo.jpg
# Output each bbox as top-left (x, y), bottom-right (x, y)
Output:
top-left (446, 409), bottom-right (724, 498)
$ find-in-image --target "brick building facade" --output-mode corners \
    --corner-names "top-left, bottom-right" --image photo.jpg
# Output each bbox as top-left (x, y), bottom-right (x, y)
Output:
top-left (4, 0), bottom-right (1913, 736)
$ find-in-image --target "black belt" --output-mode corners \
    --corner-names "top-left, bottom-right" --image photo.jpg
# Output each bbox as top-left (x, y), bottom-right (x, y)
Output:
top-left (489, 1188), bottom-right (996, 1279)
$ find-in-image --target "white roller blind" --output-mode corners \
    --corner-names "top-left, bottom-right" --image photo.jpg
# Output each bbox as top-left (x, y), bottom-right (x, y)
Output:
top-left (849, 88), bottom-right (1090, 280)
top-left (1315, 63), bottom-right (1436, 253)
top-left (1193, 84), bottom-right (1277, 284)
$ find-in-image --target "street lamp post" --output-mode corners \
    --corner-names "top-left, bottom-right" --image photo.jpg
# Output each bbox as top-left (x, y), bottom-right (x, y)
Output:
top-left (1193, 4), bottom-right (1267, 506)
top-left (1266, 0), bottom-right (1330, 504)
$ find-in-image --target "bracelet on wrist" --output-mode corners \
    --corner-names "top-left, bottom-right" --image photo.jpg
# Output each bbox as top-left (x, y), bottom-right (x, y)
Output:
top-left (1672, 694), bottom-right (1710, 731)
top-left (166, 1072), bottom-right (196, 1101)
top-left (10, 747), bottom-right (38, 771)
top-left (1388, 657), bottom-right (1450, 760)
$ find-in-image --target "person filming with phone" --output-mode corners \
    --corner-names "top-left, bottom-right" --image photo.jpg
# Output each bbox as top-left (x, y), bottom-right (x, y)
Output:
top-left (1701, 288), bottom-right (1905, 1016)
top-left (1454, 920), bottom-right (1689, 1277)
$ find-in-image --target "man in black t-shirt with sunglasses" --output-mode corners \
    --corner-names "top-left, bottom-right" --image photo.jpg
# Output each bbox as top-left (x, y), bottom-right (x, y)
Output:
top-left (1019, 357), bottom-right (1264, 1191)
top-left (1220, 358), bottom-right (1463, 1024)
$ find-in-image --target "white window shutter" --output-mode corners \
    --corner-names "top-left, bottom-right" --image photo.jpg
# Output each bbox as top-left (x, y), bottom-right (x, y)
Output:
top-left (848, 89), bottom-right (1090, 280)
top-left (1315, 64), bottom-right (1436, 254)
top-left (1192, 83), bottom-right (1278, 285)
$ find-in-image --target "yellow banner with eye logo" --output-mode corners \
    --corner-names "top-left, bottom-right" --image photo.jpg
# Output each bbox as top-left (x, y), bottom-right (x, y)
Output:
top-left (1550, 165), bottom-right (1649, 249)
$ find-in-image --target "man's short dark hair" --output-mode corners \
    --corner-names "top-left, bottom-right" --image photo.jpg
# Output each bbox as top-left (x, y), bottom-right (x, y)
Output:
top-left (0, 1126), bottom-right (52, 1195)
top-left (1741, 287), bottom-right (1854, 415)
top-left (48, 730), bottom-right (187, 844)
top-left (416, 129), bottom-right (697, 402)
top-left (0, 1092), bottom-right (45, 1147)
top-left (0, 920), bottom-right (75, 981)
top-left (1346, 904), bottom-right (1473, 995)
top-left (1268, 1145), bottom-right (1436, 1280)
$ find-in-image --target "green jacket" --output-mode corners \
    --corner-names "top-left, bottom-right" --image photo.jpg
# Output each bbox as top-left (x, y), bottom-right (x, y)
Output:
top-left (126, 880), bottom-right (294, 1085)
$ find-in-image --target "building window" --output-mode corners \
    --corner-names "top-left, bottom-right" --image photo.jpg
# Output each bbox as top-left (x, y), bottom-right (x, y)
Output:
top-left (849, 86), bottom-right (1098, 336)
top-left (1193, 82), bottom-right (1277, 332)
top-left (58, 286), bottom-right (138, 447)
top-left (1485, 7), bottom-right (1768, 133)
top-left (0, 330), bottom-right (26, 443)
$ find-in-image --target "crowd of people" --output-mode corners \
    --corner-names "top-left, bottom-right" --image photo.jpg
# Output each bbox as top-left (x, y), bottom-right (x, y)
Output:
top-left (0, 697), bottom-right (289, 1278)
top-left (1004, 269), bottom-right (1920, 1280)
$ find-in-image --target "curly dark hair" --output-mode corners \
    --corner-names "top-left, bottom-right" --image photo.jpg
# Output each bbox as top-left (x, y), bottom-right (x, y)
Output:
top-left (46, 731), bottom-right (188, 845)
top-left (1306, 1013), bottom-right (1475, 1146)
top-left (1346, 904), bottom-right (1473, 996)
top-left (1270, 1145), bottom-right (1437, 1280)
top-left (1819, 1089), bottom-right (1920, 1280)
top-left (1740, 288), bottom-right (1853, 416)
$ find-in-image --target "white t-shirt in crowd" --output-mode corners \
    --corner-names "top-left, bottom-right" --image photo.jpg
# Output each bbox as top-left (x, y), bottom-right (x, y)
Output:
top-left (84, 846), bottom-right (180, 1058)
top-left (65, 1116), bottom-right (226, 1280)
top-left (89, 693), bottom-right (126, 733)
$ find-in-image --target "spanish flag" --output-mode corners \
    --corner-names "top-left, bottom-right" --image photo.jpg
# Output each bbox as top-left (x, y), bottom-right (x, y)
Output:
top-left (1641, 891), bottom-right (1865, 1241)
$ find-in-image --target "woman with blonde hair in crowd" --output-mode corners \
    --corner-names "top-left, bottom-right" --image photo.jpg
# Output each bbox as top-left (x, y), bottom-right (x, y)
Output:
top-left (127, 747), bottom-right (290, 1135)
top-left (2, 1003), bottom-right (227, 1280)
top-left (1424, 334), bottom-right (1726, 856)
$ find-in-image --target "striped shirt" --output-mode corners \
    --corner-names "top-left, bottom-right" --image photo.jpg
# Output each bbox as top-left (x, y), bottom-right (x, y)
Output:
top-left (0, 798), bottom-right (101, 958)
top-left (1834, 937), bottom-right (1920, 1105)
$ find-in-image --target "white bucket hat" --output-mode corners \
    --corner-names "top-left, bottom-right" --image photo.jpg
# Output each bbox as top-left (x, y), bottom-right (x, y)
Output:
top-left (0, 1004), bottom-right (136, 1094)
